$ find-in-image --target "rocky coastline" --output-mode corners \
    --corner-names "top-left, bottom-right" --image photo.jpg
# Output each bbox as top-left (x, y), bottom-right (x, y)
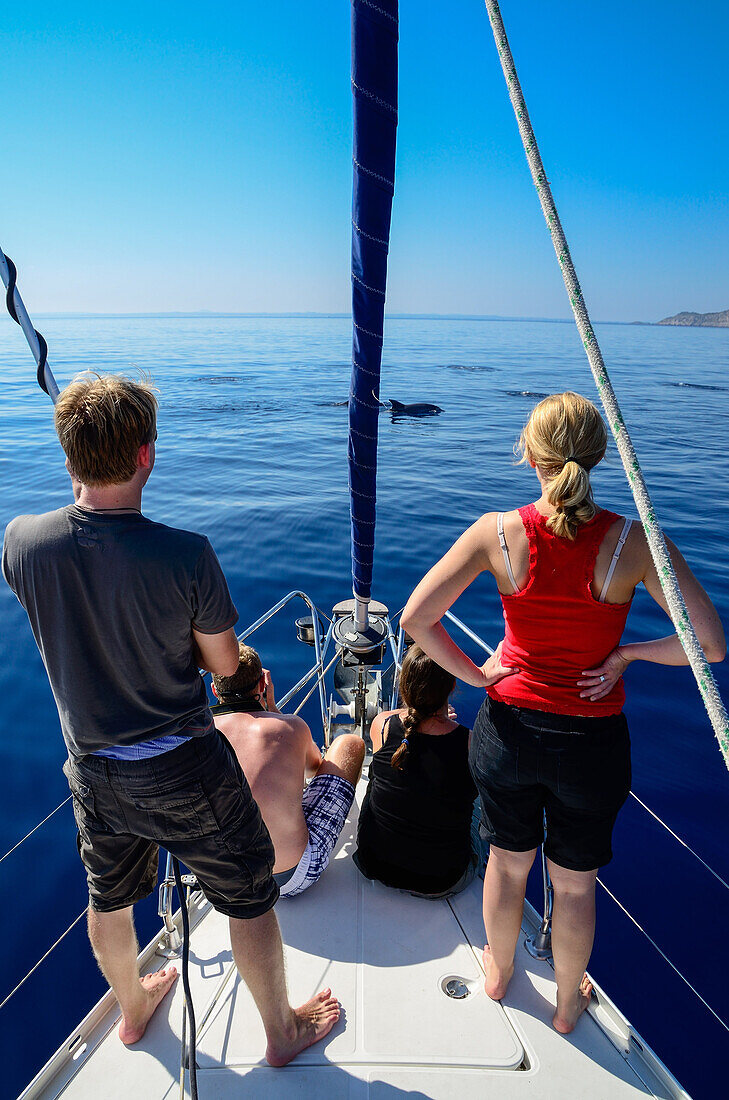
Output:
top-left (657, 309), bottom-right (729, 327)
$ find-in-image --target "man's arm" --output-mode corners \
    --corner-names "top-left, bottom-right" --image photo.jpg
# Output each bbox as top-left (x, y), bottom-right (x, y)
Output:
top-left (262, 669), bottom-right (280, 713)
top-left (192, 626), bottom-right (239, 677)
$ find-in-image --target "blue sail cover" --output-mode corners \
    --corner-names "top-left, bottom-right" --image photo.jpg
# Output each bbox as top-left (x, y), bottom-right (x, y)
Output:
top-left (348, 0), bottom-right (399, 602)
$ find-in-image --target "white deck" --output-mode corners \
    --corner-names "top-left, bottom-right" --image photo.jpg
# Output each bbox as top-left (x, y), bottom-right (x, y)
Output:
top-left (23, 780), bottom-right (688, 1099)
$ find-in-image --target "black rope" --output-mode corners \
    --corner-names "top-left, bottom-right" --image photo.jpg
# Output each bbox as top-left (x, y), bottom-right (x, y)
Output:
top-left (3, 253), bottom-right (51, 395)
top-left (172, 856), bottom-right (198, 1100)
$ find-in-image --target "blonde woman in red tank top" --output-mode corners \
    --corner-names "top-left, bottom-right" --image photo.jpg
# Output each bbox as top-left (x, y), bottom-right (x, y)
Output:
top-left (402, 392), bottom-right (725, 1036)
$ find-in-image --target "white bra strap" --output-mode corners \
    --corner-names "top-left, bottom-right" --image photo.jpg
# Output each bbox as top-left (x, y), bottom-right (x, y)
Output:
top-left (598, 517), bottom-right (633, 603)
top-left (497, 512), bottom-right (520, 594)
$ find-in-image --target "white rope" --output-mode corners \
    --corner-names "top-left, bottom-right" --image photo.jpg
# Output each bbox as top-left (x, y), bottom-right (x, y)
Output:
top-left (0, 796), bottom-right (72, 867)
top-left (629, 791), bottom-right (729, 892)
top-left (483, 0), bottom-right (729, 769)
top-left (596, 878), bottom-right (729, 1035)
top-left (0, 907), bottom-right (87, 1011)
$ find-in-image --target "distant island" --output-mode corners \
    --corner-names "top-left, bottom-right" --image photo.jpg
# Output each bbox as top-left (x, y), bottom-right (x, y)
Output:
top-left (657, 309), bottom-right (729, 328)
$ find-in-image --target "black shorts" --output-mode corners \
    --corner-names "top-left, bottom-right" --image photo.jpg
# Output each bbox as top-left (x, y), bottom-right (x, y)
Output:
top-left (63, 731), bottom-right (278, 919)
top-left (469, 697), bottom-right (631, 872)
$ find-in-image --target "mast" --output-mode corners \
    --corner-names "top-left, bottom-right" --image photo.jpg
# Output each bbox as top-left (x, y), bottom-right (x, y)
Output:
top-left (347, 0), bottom-right (398, 629)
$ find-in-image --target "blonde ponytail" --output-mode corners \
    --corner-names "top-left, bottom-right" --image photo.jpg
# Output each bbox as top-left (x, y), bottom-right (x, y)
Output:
top-left (517, 392), bottom-right (607, 540)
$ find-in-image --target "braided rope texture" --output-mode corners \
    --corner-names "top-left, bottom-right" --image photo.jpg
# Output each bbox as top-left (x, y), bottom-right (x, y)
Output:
top-left (483, 0), bottom-right (729, 768)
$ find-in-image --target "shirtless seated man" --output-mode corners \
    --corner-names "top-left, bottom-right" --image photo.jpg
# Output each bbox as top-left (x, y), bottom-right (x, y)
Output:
top-left (212, 645), bottom-right (365, 898)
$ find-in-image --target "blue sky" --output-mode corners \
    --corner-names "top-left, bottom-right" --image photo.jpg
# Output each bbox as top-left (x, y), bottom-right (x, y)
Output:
top-left (3, 1), bottom-right (728, 321)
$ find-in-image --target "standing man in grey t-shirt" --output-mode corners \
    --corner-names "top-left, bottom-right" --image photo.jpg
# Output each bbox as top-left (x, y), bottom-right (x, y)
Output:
top-left (2, 373), bottom-right (339, 1064)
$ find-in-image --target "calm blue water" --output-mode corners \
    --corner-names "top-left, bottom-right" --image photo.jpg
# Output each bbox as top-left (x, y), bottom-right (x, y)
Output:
top-left (1, 314), bottom-right (727, 1097)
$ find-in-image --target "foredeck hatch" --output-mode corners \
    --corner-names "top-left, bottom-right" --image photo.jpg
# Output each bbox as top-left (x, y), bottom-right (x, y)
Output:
top-left (194, 844), bottom-right (523, 1069)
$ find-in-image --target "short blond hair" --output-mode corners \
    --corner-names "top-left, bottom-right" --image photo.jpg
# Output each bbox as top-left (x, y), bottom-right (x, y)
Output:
top-left (213, 644), bottom-right (263, 698)
top-left (517, 391), bottom-right (607, 540)
top-left (54, 373), bottom-right (158, 486)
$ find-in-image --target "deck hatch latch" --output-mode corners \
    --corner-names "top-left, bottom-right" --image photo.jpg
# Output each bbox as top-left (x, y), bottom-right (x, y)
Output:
top-left (442, 977), bottom-right (470, 999)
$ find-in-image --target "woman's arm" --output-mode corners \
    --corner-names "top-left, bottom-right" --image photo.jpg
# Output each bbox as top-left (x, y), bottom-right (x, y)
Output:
top-left (401, 516), bottom-right (519, 689)
top-left (579, 535), bottom-right (726, 702)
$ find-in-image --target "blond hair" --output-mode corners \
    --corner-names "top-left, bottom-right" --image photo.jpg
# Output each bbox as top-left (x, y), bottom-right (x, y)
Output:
top-left (212, 644), bottom-right (263, 698)
top-left (517, 392), bottom-right (607, 540)
top-left (54, 373), bottom-right (158, 486)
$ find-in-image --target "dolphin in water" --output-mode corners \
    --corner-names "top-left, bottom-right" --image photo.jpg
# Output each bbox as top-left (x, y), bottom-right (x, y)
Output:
top-left (386, 399), bottom-right (443, 418)
top-left (320, 397), bottom-right (443, 417)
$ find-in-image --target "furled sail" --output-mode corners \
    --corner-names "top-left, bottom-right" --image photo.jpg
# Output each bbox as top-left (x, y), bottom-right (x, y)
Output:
top-left (348, 0), bottom-right (398, 614)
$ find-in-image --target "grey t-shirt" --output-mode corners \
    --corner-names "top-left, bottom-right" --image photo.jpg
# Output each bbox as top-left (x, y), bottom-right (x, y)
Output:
top-left (2, 505), bottom-right (238, 759)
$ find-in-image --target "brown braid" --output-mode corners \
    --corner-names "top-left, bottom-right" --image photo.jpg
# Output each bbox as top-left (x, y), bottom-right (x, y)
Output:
top-left (390, 645), bottom-right (455, 770)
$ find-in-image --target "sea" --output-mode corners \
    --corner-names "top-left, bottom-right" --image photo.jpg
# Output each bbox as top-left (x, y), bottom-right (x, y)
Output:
top-left (1, 313), bottom-right (727, 1097)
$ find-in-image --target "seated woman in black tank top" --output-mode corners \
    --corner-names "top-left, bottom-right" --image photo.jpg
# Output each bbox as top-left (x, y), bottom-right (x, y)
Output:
top-left (354, 646), bottom-right (477, 898)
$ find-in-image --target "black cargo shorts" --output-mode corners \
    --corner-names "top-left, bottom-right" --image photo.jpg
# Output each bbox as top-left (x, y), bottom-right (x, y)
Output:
top-left (470, 696), bottom-right (631, 871)
top-left (63, 731), bottom-right (278, 918)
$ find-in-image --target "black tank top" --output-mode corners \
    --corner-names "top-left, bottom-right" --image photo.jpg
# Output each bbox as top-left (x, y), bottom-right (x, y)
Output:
top-left (355, 714), bottom-right (476, 894)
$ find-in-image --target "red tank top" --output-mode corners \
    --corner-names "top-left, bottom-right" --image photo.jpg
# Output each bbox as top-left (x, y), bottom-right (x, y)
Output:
top-left (487, 504), bottom-right (632, 716)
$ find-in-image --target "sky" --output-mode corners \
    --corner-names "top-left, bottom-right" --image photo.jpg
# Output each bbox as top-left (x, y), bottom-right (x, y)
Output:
top-left (3, 0), bottom-right (728, 321)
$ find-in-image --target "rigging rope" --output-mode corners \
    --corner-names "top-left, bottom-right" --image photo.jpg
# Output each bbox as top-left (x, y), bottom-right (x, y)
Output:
top-left (482, 0), bottom-right (729, 770)
top-left (0, 245), bottom-right (60, 401)
top-left (172, 857), bottom-right (198, 1100)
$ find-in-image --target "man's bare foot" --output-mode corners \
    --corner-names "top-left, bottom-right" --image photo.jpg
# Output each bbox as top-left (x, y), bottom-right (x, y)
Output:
top-left (265, 988), bottom-right (341, 1067)
top-left (553, 974), bottom-right (593, 1034)
top-left (482, 945), bottom-right (514, 1000)
top-left (118, 967), bottom-right (178, 1045)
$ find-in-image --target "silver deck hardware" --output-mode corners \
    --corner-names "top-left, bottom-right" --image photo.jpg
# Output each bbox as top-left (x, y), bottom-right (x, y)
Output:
top-left (525, 843), bottom-right (553, 959)
top-left (442, 977), bottom-right (470, 1000)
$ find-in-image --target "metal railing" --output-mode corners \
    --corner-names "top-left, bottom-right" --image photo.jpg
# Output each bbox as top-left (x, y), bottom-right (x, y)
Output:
top-left (238, 590), bottom-right (332, 732)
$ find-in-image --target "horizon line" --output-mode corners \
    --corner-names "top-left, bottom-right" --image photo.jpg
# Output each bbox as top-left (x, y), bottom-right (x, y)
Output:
top-left (0, 311), bottom-right (660, 326)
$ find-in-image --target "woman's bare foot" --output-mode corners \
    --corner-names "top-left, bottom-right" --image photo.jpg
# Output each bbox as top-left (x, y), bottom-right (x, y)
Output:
top-left (553, 974), bottom-right (593, 1034)
top-left (482, 946), bottom-right (514, 1000)
top-left (265, 988), bottom-right (341, 1067)
top-left (118, 967), bottom-right (178, 1045)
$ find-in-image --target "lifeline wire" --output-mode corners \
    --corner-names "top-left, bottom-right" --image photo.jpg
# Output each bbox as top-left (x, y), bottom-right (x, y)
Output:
top-left (0, 796), bottom-right (71, 867)
top-left (596, 877), bottom-right (729, 1035)
top-left (629, 791), bottom-right (729, 893)
top-left (0, 907), bottom-right (88, 1011)
top-left (0, 245), bottom-right (60, 401)
top-left (483, 0), bottom-right (729, 769)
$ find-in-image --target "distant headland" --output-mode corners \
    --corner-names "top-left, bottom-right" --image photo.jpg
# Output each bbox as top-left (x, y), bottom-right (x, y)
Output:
top-left (656, 309), bottom-right (729, 328)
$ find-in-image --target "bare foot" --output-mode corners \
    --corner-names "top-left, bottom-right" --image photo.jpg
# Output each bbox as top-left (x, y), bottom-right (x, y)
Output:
top-left (118, 966), bottom-right (178, 1045)
top-left (553, 974), bottom-right (593, 1034)
top-left (482, 945), bottom-right (514, 1000)
top-left (265, 988), bottom-right (341, 1067)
